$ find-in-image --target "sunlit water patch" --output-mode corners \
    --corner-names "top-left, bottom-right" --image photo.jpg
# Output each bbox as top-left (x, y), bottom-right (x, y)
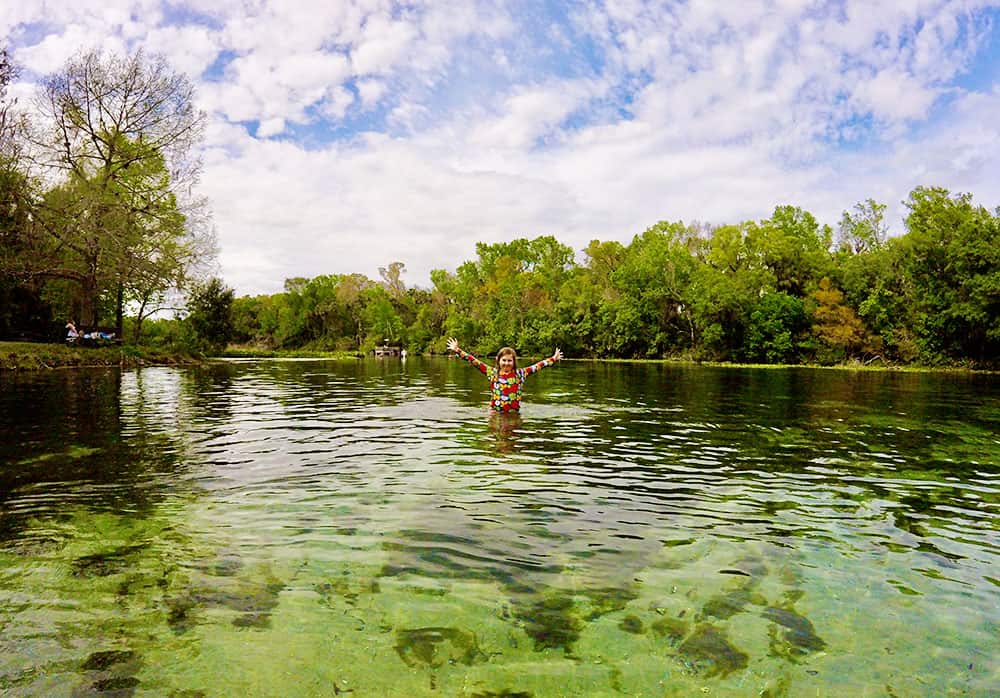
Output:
top-left (1, 360), bottom-right (998, 696)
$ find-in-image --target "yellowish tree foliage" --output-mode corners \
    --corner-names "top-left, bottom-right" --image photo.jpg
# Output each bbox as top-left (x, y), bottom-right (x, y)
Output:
top-left (811, 277), bottom-right (879, 362)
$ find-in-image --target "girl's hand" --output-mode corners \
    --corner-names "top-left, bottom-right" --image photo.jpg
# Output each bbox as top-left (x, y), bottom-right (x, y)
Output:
top-left (553, 348), bottom-right (564, 361)
top-left (447, 337), bottom-right (460, 353)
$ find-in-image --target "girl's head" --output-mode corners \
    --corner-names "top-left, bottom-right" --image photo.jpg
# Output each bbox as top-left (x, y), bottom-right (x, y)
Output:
top-left (496, 347), bottom-right (517, 373)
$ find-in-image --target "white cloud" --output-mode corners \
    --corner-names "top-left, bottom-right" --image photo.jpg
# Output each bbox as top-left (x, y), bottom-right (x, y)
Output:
top-left (387, 100), bottom-right (431, 132)
top-left (321, 86), bottom-right (355, 120)
top-left (469, 80), bottom-right (603, 150)
top-left (356, 78), bottom-right (387, 108)
top-left (274, 51), bottom-right (351, 91)
top-left (854, 67), bottom-right (941, 121)
top-left (15, 24), bottom-right (122, 74)
top-left (0, 5), bottom-right (45, 35)
top-left (256, 117), bottom-right (285, 138)
top-left (350, 14), bottom-right (419, 75)
top-left (142, 24), bottom-right (222, 79)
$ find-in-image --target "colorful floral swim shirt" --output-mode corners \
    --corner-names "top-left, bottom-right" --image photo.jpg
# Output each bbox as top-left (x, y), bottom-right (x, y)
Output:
top-left (455, 350), bottom-right (558, 412)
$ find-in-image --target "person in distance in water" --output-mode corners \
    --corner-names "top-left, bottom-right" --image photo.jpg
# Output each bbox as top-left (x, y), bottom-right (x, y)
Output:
top-left (447, 338), bottom-right (563, 412)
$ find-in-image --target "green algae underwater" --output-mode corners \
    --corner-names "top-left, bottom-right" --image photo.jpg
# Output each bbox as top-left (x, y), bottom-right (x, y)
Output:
top-left (1, 360), bottom-right (998, 696)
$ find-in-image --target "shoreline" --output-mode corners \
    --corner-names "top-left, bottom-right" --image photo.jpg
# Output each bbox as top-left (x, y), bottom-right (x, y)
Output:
top-left (220, 347), bottom-right (993, 374)
top-left (4, 342), bottom-right (992, 374)
top-left (0, 341), bottom-right (201, 371)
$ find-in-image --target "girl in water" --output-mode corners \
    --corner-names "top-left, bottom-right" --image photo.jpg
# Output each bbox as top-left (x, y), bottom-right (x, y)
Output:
top-left (447, 338), bottom-right (563, 412)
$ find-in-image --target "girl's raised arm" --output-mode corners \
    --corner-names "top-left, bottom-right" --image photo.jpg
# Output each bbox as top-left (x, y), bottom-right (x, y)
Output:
top-left (524, 348), bottom-right (563, 375)
top-left (448, 337), bottom-right (488, 375)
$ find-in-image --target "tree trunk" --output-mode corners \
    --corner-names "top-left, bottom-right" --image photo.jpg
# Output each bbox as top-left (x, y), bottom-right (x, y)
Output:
top-left (116, 284), bottom-right (124, 338)
top-left (80, 276), bottom-right (97, 327)
top-left (132, 296), bottom-right (149, 344)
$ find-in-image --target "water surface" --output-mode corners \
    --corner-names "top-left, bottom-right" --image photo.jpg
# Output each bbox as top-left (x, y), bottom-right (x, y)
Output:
top-left (1, 359), bottom-right (998, 696)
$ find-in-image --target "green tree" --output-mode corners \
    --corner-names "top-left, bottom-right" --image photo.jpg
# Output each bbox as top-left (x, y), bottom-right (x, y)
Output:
top-left (15, 49), bottom-right (207, 329)
top-left (101, 136), bottom-right (205, 341)
top-left (550, 268), bottom-right (603, 356)
top-left (747, 206), bottom-right (832, 296)
top-left (899, 186), bottom-right (1000, 363)
top-left (689, 222), bottom-right (768, 360)
top-left (607, 222), bottom-right (698, 357)
top-left (406, 287), bottom-right (443, 352)
top-left (335, 273), bottom-right (374, 348)
top-left (744, 292), bottom-right (807, 364)
top-left (572, 239), bottom-right (626, 356)
top-left (435, 267), bottom-right (481, 352)
top-left (0, 47), bottom-right (56, 339)
top-left (231, 295), bottom-right (265, 344)
top-left (362, 286), bottom-right (404, 349)
top-left (442, 235), bottom-right (573, 353)
top-left (835, 240), bottom-right (915, 362)
top-left (186, 277), bottom-right (234, 353)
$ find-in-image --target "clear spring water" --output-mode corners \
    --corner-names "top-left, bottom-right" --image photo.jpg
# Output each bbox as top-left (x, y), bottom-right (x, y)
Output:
top-left (1, 359), bottom-right (997, 696)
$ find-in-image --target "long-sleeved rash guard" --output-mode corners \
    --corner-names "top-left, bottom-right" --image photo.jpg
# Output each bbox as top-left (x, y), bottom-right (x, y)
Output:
top-left (455, 350), bottom-right (557, 412)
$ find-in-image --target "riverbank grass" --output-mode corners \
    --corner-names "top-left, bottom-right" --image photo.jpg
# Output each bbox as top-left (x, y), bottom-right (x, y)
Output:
top-left (0, 341), bottom-right (199, 370)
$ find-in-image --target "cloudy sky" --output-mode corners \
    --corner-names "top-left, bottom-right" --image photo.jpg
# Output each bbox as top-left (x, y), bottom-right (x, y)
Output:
top-left (3, 1), bottom-right (999, 295)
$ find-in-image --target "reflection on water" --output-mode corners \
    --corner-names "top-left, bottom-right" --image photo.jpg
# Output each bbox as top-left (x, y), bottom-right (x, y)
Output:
top-left (488, 411), bottom-right (523, 455)
top-left (1, 360), bottom-right (998, 696)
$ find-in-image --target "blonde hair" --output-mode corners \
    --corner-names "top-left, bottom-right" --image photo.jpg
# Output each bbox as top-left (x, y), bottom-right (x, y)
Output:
top-left (495, 346), bottom-right (518, 370)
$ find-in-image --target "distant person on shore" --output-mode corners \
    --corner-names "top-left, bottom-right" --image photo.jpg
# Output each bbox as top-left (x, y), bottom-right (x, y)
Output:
top-left (66, 322), bottom-right (80, 343)
top-left (447, 338), bottom-right (563, 412)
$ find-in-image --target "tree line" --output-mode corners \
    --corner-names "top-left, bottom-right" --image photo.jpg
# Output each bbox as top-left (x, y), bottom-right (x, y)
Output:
top-left (225, 190), bottom-right (999, 367)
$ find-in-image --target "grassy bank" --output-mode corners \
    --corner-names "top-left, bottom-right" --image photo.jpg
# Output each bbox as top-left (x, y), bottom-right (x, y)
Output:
top-left (0, 341), bottom-right (200, 371)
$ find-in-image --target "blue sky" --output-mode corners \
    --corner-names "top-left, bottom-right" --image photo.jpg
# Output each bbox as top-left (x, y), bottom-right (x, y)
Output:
top-left (3, 0), bottom-right (999, 294)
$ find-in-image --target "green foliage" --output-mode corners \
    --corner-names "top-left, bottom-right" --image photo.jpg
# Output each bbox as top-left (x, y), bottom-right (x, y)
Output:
top-left (443, 235), bottom-right (575, 354)
top-left (744, 292), bottom-right (807, 364)
top-left (688, 223), bottom-right (766, 361)
top-left (898, 187), bottom-right (1000, 364)
top-left (230, 295), bottom-right (264, 345)
top-left (185, 277), bottom-right (234, 354)
top-left (747, 206), bottom-right (832, 295)
top-left (362, 286), bottom-right (404, 348)
top-left (128, 316), bottom-right (186, 350)
top-left (604, 222), bottom-right (698, 357)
